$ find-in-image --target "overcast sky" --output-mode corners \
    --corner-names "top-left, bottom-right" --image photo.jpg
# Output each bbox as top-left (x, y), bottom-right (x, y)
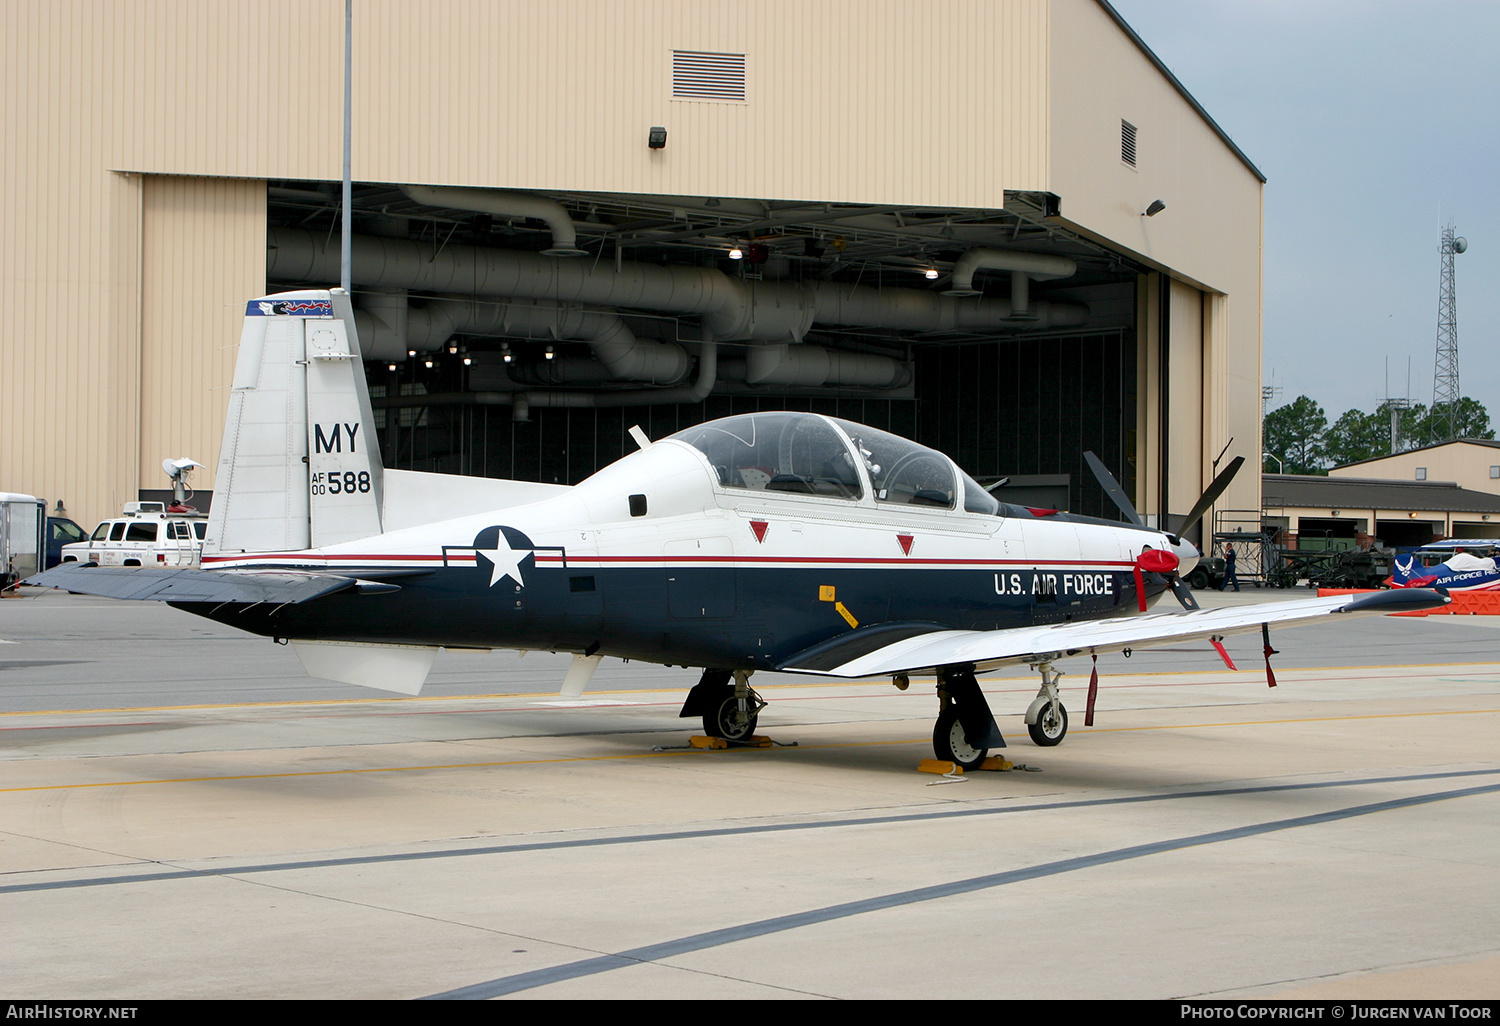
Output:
top-left (1107, 0), bottom-right (1500, 422)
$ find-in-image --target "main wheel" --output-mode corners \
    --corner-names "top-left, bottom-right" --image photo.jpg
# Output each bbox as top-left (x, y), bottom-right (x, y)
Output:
top-left (1029, 701), bottom-right (1068, 746)
top-left (703, 692), bottom-right (759, 742)
top-left (932, 705), bottom-right (989, 771)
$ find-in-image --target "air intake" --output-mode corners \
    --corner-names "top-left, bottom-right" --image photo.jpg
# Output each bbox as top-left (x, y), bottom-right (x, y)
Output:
top-left (672, 50), bottom-right (747, 102)
top-left (1121, 120), bottom-right (1138, 167)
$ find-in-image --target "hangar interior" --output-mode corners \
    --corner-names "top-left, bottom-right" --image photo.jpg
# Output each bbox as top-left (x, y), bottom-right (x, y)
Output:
top-left (265, 182), bottom-right (1145, 521)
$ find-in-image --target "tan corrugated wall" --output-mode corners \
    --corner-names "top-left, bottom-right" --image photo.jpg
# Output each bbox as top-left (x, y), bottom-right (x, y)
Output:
top-left (1050, 0), bottom-right (1262, 516)
top-left (139, 177), bottom-right (266, 495)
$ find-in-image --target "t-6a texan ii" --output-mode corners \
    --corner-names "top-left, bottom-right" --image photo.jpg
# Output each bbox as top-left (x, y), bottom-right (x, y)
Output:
top-left (31, 292), bottom-right (1448, 769)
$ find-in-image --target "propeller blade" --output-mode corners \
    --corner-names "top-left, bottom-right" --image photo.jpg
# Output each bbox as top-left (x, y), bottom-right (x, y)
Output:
top-left (1170, 577), bottom-right (1199, 611)
top-left (1171, 455), bottom-right (1245, 542)
top-left (1084, 451), bottom-right (1144, 527)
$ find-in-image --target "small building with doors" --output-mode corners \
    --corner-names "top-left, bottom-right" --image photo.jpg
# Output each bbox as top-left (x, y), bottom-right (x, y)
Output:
top-left (1328, 439), bottom-right (1500, 497)
top-left (1262, 473), bottom-right (1500, 550)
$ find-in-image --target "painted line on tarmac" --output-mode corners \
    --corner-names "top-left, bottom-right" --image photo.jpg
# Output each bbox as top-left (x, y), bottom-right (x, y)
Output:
top-left (4, 767), bottom-right (1497, 898)
top-left (422, 779), bottom-right (1500, 999)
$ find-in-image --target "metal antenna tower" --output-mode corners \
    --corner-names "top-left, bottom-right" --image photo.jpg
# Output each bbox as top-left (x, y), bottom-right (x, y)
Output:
top-left (1431, 223), bottom-right (1468, 440)
top-left (1261, 378), bottom-right (1282, 417)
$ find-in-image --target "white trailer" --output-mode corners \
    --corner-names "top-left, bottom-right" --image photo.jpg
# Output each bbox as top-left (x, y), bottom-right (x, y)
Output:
top-left (0, 493), bottom-right (45, 591)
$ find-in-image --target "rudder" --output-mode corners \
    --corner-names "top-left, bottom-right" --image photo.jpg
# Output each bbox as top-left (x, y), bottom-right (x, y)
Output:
top-left (205, 290), bottom-right (384, 557)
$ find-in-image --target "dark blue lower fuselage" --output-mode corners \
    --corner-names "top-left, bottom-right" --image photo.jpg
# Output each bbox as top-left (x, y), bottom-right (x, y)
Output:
top-left (175, 562), bottom-right (1157, 672)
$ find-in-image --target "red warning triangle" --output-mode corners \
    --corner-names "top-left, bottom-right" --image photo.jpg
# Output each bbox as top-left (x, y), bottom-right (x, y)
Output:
top-left (897, 533), bottom-right (914, 555)
top-left (750, 520), bottom-right (769, 543)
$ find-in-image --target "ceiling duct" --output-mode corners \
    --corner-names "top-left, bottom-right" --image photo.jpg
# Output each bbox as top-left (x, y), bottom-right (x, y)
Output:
top-left (941, 248), bottom-right (1078, 313)
top-left (356, 296), bottom-right (692, 384)
top-left (399, 183), bottom-right (587, 257)
top-left (270, 228), bottom-right (1089, 344)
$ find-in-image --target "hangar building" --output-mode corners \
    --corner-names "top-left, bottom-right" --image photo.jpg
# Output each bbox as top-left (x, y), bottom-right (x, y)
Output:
top-left (3, 0), bottom-right (1264, 535)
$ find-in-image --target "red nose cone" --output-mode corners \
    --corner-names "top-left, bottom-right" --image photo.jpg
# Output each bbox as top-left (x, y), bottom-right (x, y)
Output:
top-left (1136, 548), bottom-right (1179, 574)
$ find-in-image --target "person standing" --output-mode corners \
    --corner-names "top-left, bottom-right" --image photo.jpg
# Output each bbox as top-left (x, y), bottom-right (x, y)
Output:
top-left (1220, 544), bottom-right (1240, 592)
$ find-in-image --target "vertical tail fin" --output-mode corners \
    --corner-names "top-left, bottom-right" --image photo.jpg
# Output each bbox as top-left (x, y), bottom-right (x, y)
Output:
top-left (205, 290), bottom-right (384, 556)
top-left (1387, 555), bottom-right (1421, 587)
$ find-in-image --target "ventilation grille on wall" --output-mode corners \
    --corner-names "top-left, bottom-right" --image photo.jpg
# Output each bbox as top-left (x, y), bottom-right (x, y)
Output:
top-left (672, 50), bottom-right (747, 102)
top-left (1121, 120), bottom-right (1138, 167)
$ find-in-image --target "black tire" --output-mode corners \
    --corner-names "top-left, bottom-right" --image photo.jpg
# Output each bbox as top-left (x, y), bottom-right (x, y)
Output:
top-left (1187, 568), bottom-right (1210, 590)
top-left (703, 692), bottom-right (759, 742)
top-left (932, 705), bottom-right (988, 771)
top-left (1029, 701), bottom-right (1068, 746)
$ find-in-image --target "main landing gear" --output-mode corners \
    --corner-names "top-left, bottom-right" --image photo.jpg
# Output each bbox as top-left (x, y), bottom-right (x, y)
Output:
top-left (680, 668), bottom-right (765, 743)
top-left (930, 666), bottom-right (1007, 771)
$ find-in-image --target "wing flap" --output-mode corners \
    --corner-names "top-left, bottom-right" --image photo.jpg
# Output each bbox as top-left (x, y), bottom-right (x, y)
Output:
top-left (780, 589), bottom-right (1451, 679)
top-left (25, 564), bottom-right (356, 605)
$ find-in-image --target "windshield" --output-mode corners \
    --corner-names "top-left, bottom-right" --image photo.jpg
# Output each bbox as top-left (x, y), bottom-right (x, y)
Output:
top-left (830, 419), bottom-right (959, 509)
top-left (671, 413), bottom-right (862, 499)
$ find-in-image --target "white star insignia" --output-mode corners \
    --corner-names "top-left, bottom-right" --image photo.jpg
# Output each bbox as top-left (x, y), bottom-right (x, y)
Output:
top-left (476, 538), bottom-right (532, 588)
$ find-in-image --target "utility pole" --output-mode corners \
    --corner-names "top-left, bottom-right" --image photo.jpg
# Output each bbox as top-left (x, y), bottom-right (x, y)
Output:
top-left (341, 0), bottom-right (353, 294)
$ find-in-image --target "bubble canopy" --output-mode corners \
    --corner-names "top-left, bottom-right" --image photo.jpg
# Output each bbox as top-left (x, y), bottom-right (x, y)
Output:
top-left (668, 412), bottom-right (999, 514)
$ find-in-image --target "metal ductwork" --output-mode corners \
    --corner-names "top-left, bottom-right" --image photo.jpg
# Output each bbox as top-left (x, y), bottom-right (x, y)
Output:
top-left (398, 184), bottom-right (586, 257)
top-left (269, 228), bottom-right (1090, 344)
top-left (356, 296), bottom-right (692, 384)
top-left (743, 344), bottom-right (913, 388)
top-left (377, 341), bottom-right (721, 422)
top-left (941, 248), bottom-right (1078, 312)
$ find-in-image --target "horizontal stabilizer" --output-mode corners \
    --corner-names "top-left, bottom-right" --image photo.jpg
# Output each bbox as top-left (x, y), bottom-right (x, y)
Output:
top-left (779, 589), bottom-right (1451, 679)
top-left (26, 565), bottom-right (355, 605)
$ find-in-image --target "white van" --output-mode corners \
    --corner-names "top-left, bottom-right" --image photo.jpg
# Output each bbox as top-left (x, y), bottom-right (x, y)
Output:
top-left (61, 502), bottom-right (206, 568)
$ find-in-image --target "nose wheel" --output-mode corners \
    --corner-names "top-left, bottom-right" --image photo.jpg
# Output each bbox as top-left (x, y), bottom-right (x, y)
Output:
top-left (1025, 661), bottom-right (1069, 746)
top-left (1028, 699), bottom-right (1068, 746)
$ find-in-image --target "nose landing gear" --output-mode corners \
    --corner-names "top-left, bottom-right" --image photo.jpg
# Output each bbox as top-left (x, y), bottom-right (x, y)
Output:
top-left (1024, 661), bottom-right (1069, 746)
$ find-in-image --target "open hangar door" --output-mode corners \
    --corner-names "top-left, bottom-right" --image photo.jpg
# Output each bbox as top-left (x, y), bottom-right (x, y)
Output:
top-left (265, 183), bottom-right (1145, 521)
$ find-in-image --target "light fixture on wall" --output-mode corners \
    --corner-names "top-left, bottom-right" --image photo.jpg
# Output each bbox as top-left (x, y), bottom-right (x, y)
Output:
top-left (648, 126), bottom-right (667, 149)
top-left (1143, 199), bottom-right (1166, 217)
top-left (544, 344), bottom-right (555, 361)
top-left (1331, 510), bottom-right (1341, 517)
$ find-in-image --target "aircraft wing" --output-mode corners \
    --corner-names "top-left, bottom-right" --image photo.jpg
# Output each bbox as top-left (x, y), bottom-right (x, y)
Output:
top-left (778, 589), bottom-right (1451, 678)
top-left (25, 564), bottom-right (359, 605)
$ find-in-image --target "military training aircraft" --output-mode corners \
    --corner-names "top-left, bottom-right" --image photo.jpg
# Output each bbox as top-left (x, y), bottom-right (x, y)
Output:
top-left (31, 290), bottom-right (1449, 769)
top-left (1389, 542), bottom-right (1500, 593)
